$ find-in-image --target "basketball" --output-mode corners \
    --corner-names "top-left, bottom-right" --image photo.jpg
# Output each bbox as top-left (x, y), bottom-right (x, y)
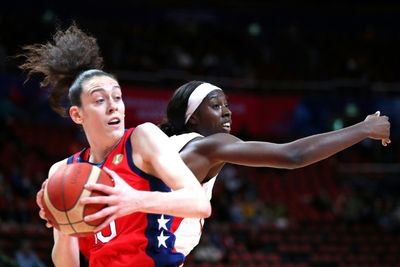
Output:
top-left (42, 162), bottom-right (114, 236)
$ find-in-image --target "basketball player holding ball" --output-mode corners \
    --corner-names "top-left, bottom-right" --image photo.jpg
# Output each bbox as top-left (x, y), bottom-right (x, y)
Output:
top-left (19, 25), bottom-right (211, 267)
top-left (23, 24), bottom-right (391, 266)
top-left (87, 81), bottom-right (391, 258)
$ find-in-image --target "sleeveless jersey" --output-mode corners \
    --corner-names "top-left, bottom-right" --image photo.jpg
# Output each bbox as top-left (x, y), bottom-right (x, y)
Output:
top-left (168, 133), bottom-right (217, 257)
top-left (67, 128), bottom-right (185, 267)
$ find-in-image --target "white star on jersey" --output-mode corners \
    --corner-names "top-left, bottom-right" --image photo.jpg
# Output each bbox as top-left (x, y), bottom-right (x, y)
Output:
top-left (157, 230), bottom-right (170, 248)
top-left (158, 214), bottom-right (170, 231)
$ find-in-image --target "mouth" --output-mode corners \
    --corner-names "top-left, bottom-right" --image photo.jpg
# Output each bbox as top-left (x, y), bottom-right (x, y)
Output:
top-left (108, 117), bottom-right (121, 126)
top-left (222, 122), bottom-right (231, 132)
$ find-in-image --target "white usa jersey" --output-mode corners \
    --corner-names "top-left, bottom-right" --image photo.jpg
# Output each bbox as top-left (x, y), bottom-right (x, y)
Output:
top-left (169, 133), bottom-right (217, 256)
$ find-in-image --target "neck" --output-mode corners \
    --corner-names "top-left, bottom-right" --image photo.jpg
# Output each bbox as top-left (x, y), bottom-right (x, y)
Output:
top-left (88, 138), bottom-right (121, 164)
top-left (88, 149), bottom-right (109, 164)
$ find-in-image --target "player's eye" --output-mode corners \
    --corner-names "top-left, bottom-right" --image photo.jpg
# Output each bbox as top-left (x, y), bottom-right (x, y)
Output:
top-left (96, 98), bottom-right (105, 104)
top-left (212, 104), bottom-right (221, 109)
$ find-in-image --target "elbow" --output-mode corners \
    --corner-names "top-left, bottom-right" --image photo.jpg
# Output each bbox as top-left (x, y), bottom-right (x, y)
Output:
top-left (285, 151), bottom-right (306, 170)
top-left (203, 201), bottom-right (212, 218)
top-left (193, 193), bottom-right (212, 218)
top-left (198, 201), bottom-right (212, 218)
top-left (276, 145), bottom-right (307, 170)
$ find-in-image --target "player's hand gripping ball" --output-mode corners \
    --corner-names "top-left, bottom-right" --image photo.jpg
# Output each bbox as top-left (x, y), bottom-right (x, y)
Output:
top-left (42, 163), bottom-right (114, 236)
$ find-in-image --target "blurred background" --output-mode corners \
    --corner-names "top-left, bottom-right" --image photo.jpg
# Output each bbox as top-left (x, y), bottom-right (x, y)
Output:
top-left (1, 1), bottom-right (400, 266)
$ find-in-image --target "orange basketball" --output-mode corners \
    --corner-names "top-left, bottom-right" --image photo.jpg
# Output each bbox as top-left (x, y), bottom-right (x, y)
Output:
top-left (42, 162), bottom-right (114, 236)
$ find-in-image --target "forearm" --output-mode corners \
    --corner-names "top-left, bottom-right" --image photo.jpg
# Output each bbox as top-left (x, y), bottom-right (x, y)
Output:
top-left (146, 154), bottom-right (211, 218)
top-left (136, 188), bottom-right (211, 218)
top-left (288, 121), bottom-right (370, 167)
top-left (52, 229), bottom-right (80, 267)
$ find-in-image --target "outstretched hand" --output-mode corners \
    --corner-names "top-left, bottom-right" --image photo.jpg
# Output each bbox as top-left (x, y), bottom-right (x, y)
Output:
top-left (80, 167), bottom-right (142, 232)
top-left (364, 111), bottom-right (391, 146)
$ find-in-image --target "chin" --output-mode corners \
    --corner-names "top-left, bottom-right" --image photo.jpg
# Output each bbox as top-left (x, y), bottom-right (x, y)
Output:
top-left (110, 126), bottom-right (125, 138)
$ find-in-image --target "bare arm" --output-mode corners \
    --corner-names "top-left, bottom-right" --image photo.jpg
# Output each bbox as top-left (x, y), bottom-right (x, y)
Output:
top-left (37, 159), bottom-right (80, 267)
top-left (81, 123), bottom-right (211, 229)
top-left (185, 112), bottom-right (391, 171)
top-left (52, 231), bottom-right (80, 267)
top-left (131, 123), bottom-right (211, 217)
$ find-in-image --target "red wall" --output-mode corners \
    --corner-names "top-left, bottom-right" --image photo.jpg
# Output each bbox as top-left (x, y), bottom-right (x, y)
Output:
top-left (123, 86), bottom-right (300, 137)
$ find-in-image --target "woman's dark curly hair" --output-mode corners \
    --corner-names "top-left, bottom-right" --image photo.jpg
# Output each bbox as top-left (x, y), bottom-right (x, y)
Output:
top-left (18, 23), bottom-right (109, 116)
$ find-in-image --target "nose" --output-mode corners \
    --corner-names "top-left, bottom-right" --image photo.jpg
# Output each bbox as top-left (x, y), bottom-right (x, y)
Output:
top-left (108, 99), bottom-right (118, 113)
top-left (222, 105), bottom-right (232, 117)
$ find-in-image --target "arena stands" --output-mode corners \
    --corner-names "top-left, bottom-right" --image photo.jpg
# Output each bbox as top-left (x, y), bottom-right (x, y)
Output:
top-left (1, 1), bottom-right (399, 266)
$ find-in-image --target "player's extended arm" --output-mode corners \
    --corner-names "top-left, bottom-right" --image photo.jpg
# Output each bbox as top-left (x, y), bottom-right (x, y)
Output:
top-left (196, 112), bottom-right (391, 169)
top-left (274, 111), bottom-right (390, 168)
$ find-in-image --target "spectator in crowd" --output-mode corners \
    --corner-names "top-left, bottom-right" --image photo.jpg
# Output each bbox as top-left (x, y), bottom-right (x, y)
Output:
top-left (14, 239), bottom-right (46, 267)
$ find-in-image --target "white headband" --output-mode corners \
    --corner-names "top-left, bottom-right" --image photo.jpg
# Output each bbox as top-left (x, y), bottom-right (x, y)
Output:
top-left (185, 83), bottom-right (222, 124)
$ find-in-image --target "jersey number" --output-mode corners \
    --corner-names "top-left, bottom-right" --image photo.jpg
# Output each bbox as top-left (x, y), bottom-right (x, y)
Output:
top-left (96, 221), bottom-right (117, 243)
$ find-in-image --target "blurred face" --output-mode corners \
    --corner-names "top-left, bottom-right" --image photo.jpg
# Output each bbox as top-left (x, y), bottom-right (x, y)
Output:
top-left (70, 75), bottom-right (125, 146)
top-left (190, 90), bottom-right (232, 136)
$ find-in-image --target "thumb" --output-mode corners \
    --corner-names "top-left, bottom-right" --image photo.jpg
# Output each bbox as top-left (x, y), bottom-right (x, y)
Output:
top-left (103, 167), bottom-right (118, 182)
top-left (375, 111), bottom-right (380, 116)
top-left (103, 167), bottom-right (126, 186)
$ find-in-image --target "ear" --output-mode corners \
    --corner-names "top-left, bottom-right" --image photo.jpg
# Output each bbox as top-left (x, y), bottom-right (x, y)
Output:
top-left (69, 106), bottom-right (83, 124)
top-left (187, 113), bottom-right (198, 125)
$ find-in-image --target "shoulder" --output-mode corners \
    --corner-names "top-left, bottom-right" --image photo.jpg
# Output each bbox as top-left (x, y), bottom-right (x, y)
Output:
top-left (194, 133), bottom-right (241, 145)
top-left (170, 132), bottom-right (203, 151)
top-left (184, 133), bottom-right (242, 152)
top-left (131, 122), bottom-right (165, 140)
top-left (48, 158), bottom-right (68, 177)
top-left (134, 122), bottom-right (158, 131)
top-left (170, 132), bottom-right (203, 140)
top-left (130, 122), bottom-right (170, 158)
